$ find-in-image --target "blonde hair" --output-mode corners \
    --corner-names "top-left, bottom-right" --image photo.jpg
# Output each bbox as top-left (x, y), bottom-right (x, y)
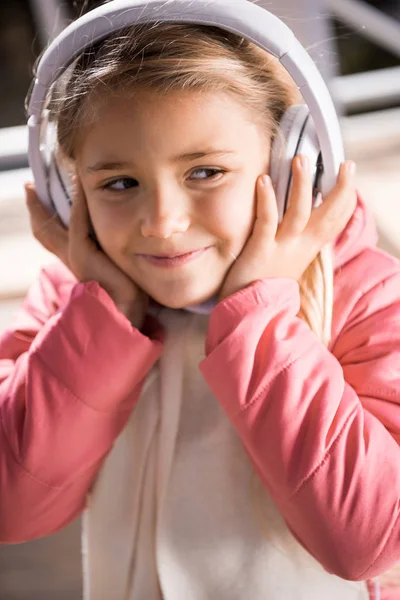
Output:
top-left (49, 22), bottom-right (333, 344)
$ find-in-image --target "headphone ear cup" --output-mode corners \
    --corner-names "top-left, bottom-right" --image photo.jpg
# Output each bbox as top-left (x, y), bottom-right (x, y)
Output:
top-left (295, 115), bottom-right (322, 204)
top-left (38, 115), bottom-right (73, 228)
top-left (48, 154), bottom-right (73, 228)
top-left (270, 104), bottom-right (321, 222)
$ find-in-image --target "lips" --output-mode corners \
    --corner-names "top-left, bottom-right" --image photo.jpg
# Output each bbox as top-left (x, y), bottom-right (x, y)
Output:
top-left (150, 251), bottom-right (194, 259)
top-left (136, 246), bottom-right (212, 268)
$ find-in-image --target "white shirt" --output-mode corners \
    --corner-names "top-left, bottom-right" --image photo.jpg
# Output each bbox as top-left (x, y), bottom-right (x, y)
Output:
top-left (83, 309), bottom-right (368, 600)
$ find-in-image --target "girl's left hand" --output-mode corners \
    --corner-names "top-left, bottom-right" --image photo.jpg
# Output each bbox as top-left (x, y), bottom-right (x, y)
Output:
top-left (219, 155), bottom-right (357, 302)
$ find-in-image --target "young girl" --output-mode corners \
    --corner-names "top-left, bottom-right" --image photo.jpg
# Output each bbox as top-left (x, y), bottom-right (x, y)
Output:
top-left (1, 17), bottom-right (400, 600)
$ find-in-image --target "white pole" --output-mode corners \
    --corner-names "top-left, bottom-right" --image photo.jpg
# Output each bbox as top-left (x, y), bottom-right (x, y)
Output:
top-left (28, 0), bottom-right (69, 46)
top-left (327, 0), bottom-right (400, 59)
top-left (255, 0), bottom-right (340, 82)
top-left (331, 66), bottom-right (400, 112)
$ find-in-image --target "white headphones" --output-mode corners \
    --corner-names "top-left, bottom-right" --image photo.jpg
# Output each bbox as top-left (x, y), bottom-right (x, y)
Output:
top-left (26, 0), bottom-right (344, 227)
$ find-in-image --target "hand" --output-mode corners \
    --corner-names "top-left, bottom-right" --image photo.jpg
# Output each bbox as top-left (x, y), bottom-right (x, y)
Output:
top-left (219, 156), bottom-right (357, 302)
top-left (25, 179), bottom-right (148, 329)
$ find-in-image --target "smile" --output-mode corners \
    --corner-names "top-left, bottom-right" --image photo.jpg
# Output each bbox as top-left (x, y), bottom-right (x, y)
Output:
top-left (136, 246), bottom-right (212, 268)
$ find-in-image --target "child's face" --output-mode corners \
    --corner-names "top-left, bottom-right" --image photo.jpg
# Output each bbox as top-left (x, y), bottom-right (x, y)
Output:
top-left (76, 88), bottom-right (271, 308)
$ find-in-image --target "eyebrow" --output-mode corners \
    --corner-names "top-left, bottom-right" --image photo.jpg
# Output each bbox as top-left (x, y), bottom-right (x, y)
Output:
top-left (86, 161), bottom-right (132, 174)
top-left (86, 150), bottom-right (236, 173)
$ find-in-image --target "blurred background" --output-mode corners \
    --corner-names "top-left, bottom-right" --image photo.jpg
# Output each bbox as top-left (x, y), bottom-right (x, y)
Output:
top-left (0, 0), bottom-right (399, 598)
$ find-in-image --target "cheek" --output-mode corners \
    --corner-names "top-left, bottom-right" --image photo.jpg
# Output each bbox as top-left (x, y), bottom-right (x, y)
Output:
top-left (87, 200), bottom-right (136, 249)
top-left (204, 180), bottom-right (256, 248)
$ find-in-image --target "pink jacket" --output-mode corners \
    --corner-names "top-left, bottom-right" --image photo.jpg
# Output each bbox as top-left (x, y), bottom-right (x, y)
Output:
top-left (1, 197), bottom-right (400, 597)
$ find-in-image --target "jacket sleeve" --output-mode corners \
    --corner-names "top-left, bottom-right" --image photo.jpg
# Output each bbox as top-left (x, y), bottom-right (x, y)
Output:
top-left (0, 265), bottom-right (163, 542)
top-left (200, 263), bottom-right (400, 581)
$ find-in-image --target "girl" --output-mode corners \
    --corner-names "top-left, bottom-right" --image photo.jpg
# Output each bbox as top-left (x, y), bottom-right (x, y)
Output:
top-left (1, 15), bottom-right (400, 600)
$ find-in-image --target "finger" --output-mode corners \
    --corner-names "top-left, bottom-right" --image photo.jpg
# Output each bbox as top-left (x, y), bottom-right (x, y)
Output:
top-left (251, 175), bottom-right (279, 239)
top-left (25, 183), bottom-right (69, 259)
top-left (307, 161), bottom-right (357, 240)
top-left (279, 155), bottom-right (313, 236)
top-left (69, 177), bottom-right (93, 243)
top-left (25, 182), bottom-right (56, 226)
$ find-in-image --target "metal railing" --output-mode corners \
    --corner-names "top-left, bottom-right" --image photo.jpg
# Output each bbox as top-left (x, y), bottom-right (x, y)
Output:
top-left (327, 0), bottom-right (400, 59)
top-left (327, 0), bottom-right (400, 113)
top-left (28, 0), bottom-right (69, 45)
top-left (331, 66), bottom-right (400, 112)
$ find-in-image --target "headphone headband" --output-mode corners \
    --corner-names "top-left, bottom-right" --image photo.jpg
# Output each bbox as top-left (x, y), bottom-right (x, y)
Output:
top-left (27, 0), bottom-right (344, 213)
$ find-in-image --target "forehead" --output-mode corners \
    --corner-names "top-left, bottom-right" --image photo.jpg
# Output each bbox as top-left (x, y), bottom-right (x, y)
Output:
top-left (76, 87), bottom-right (269, 157)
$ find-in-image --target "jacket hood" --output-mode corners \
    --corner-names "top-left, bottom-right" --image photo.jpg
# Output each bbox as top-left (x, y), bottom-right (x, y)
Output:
top-left (334, 193), bottom-right (379, 270)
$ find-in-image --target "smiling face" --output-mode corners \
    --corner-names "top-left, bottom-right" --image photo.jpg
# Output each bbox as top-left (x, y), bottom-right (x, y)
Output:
top-left (75, 88), bottom-right (271, 308)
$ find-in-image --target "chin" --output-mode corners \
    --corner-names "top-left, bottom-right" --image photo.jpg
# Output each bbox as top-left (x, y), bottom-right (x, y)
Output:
top-left (149, 284), bottom-right (220, 310)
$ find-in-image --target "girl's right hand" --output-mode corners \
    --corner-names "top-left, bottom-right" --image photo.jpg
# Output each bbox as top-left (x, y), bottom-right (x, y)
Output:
top-left (25, 179), bottom-right (148, 330)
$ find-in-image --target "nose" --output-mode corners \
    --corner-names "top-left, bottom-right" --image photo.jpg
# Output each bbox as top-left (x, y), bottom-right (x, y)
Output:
top-left (140, 184), bottom-right (191, 239)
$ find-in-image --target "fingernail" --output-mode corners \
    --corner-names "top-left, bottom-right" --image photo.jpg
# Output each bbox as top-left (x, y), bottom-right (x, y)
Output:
top-left (299, 155), bottom-right (310, 171)
top-left (345, 161), bottom-right (356, 175)
top-left (24, 183), bottom-right (35, 205)
top-left (260, 175), bottom-right (272, 187)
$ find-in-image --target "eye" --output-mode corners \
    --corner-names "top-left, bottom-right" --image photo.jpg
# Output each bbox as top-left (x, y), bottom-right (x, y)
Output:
top-left (189, 168), bottom-right (225, 181)
top-left (102, 177), bottom-right (138, 191)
